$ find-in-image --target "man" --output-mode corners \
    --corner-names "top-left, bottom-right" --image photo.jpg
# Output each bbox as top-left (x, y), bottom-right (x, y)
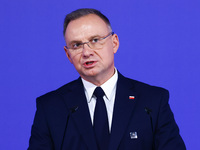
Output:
top-left (28, 8), bottom-right (186, 150)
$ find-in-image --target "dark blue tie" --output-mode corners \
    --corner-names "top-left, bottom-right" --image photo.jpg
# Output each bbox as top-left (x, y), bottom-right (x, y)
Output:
top-left (93, 87), bottom-right (110, 150)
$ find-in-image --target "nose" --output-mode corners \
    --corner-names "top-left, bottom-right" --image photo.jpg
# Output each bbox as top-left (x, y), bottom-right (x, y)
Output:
top-left (82, 42), bottom-right (93, 57)
top-left (82, 42), bottom-right (92, 49)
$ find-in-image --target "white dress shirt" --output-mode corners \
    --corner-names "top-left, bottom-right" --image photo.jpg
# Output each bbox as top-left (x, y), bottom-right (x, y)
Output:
top-left (81, 69), bottom-right (118, 131)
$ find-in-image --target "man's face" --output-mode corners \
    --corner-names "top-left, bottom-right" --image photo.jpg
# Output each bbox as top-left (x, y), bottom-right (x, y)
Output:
top-left (64, 14), bottom-right (119, 85)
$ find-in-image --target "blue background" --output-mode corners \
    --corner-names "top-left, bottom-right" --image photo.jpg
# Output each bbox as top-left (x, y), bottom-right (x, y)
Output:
top-left (0, 0), bottom-right (199, 149)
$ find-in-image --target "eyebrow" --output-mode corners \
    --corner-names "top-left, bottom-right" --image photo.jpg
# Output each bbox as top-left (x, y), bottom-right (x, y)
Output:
top-left (68, 34), bottom-right (103, 45)
top-left (68, 40), bottom-right (82, 46)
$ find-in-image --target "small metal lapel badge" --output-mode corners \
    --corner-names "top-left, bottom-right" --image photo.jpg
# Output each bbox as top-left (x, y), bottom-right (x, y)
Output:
top-left (130, 132), bottom-right (138, 139)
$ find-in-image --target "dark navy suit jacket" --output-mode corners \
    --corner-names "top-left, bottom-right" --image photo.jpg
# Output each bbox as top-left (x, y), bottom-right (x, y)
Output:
top-left (28, 73), bottom-right (186, 150)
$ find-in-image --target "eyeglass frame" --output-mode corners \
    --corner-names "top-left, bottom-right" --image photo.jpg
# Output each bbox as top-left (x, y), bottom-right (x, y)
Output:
top-left (65, 32), bottom-right (114, 51)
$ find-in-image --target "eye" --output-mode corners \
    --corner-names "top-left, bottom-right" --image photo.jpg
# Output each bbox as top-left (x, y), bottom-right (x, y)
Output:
top-left (91, 38), bottom-right (100, 43)
top-left (72, 43), bottom-right (82, 49)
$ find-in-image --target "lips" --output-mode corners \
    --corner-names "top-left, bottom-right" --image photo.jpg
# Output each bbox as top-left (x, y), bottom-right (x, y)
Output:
top-left (86, 61), bottom-right (94, 65)
top-left (83, 61), bottom-right (97, 68)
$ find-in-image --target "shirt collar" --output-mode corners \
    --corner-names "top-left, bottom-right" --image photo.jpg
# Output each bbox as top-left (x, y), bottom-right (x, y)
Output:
top-left (82, 68), bottom-right (118, 103)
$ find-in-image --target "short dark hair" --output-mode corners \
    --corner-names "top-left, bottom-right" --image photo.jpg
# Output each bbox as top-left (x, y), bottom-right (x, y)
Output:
top-left (63, 8), bottom-right (112, 36)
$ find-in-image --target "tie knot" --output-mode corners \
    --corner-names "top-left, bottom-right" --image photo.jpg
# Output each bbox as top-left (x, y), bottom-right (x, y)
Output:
top-left (93, 87), bottom-right (105, 98)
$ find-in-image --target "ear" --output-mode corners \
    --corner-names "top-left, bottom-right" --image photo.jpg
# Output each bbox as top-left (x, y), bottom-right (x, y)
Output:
top-left (64, 46), bottom-right (73, 63)
top-left (112, 33), bottom-right (119, 54)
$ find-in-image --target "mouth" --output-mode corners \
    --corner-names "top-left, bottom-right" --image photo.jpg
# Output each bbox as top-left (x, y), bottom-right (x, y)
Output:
top-left (83, 61), bottom-right (96, 67)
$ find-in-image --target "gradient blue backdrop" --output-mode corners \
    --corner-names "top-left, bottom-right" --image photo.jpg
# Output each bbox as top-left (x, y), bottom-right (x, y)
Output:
top-left (0, 0), bottom-right (199, 149)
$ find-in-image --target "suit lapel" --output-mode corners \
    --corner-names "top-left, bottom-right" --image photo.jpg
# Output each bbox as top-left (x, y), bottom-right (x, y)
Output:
top-left (62, 78), bottom-right (98, 150)
top-left (108, 73), bottom-right (138, 150)
top-left (60, 74), bottom-right (138, 150)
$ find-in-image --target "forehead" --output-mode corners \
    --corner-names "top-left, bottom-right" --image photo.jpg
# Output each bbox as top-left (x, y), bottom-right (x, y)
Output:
top-left (65, 14), bottom-right (110, 41)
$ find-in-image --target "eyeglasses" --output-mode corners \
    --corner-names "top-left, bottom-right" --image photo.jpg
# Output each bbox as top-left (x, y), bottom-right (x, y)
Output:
top-left (65, 32), bottom-right (114, 51)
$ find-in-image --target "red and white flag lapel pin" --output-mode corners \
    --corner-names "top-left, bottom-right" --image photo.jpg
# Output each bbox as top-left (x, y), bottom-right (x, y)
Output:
top-left (129, 96), bottom-right (135, 100)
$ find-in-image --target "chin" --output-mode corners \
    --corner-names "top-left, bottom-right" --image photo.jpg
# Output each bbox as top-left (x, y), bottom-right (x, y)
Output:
top-left (83, 71), bottom-right (99, 78)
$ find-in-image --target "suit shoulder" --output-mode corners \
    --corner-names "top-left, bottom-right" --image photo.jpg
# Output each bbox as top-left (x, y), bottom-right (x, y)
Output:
top-left (125, 76), bottom-right (169, 95)
top-left (123, 77), bottom-right (170, 106)
top-left (36, 78), bottom-right (80, 103)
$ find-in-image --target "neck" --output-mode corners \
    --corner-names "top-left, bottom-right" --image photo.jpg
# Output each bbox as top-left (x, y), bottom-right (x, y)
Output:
top-left (81, 68), bottom-right (116, 86)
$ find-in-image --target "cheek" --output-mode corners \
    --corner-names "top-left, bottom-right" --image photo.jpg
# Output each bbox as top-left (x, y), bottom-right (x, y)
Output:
top-left (70, 54), bottom-right (82, 66)
top-left (105, 48), bottom-right (115, 59)
top-left (100, 51), bottom-right (114, 66)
